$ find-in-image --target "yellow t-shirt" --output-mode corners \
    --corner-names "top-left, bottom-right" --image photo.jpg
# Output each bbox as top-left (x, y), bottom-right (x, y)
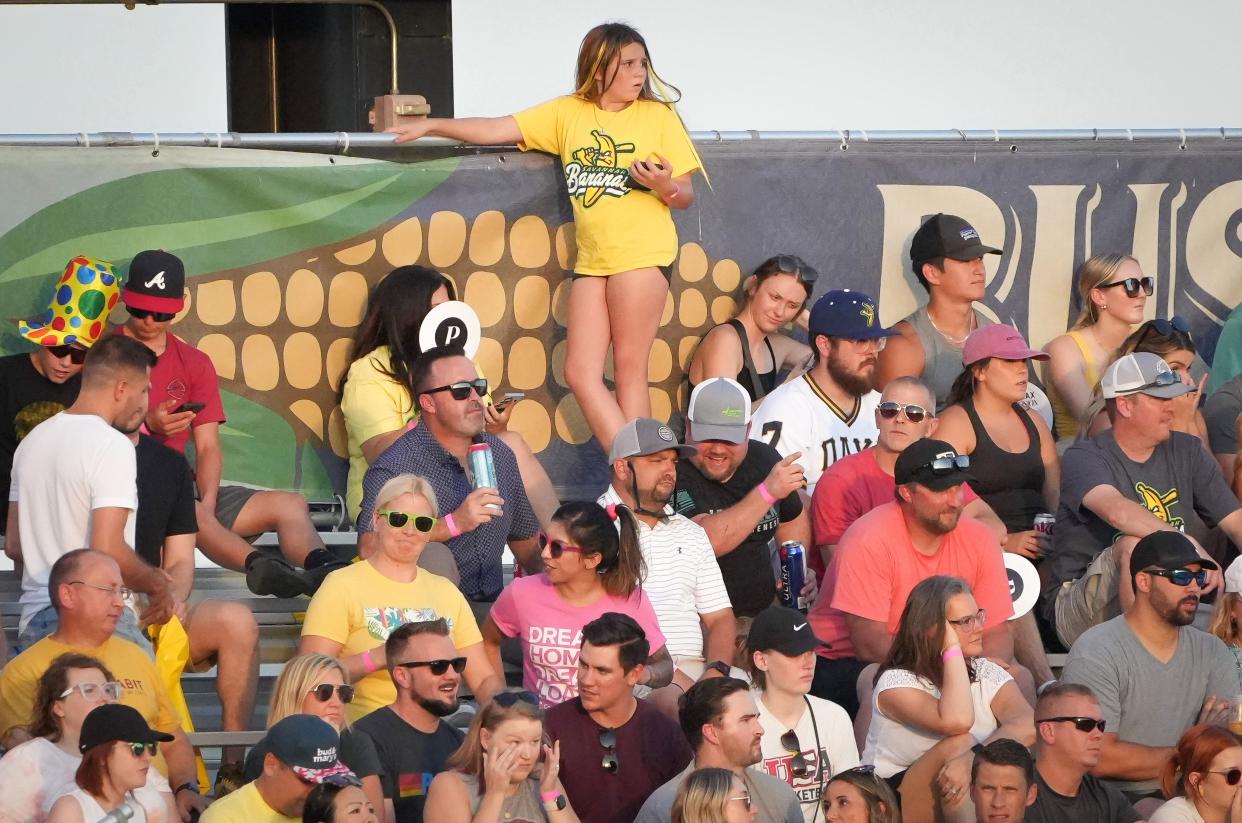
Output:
top-left (201, 780), bottom-right (297, 823)
top-left (513, 95), bottom-right (701, 276)
top-left (0, 635), bottom-right (178, 775)
top-left (300, 560), bottom-right (483, 721)
top-left (341, 347), bottom-right (418, 520)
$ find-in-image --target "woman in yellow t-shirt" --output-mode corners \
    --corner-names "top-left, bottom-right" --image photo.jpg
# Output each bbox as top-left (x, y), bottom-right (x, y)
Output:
top-left (388, 22), bottom-right (703, 453)
top-left (338, 265), bottom-right (558, 525)
top-left (299, 474), bottom-right (502, 720)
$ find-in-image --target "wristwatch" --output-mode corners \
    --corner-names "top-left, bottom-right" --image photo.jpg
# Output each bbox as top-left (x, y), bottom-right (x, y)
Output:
top-left (175, 782), bottom-right (200, 795)
top-left (704, 660), bottom-right (731, 677)
top-left (542, 792), bottom-right (567, 812)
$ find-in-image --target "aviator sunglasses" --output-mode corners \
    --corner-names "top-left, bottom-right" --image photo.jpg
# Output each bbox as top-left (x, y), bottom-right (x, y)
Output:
top-left (877, 402), bottom-right (929, 423)
top-left (307, 684), bottom-right (355, 703)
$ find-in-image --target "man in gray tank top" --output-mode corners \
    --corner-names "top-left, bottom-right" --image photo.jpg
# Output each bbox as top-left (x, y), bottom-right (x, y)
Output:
top-left (876, 213), bottom-right (1000, 412)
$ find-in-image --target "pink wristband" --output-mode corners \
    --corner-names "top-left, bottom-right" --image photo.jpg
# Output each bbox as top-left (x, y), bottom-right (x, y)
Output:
top-left (362, 648), bottom-right (379, 673)
top-left (756, 482), bottom-right (778, 506)
top-left (941, 646), bottom-right (964, 661)
top-left (445, 512), bottom-right (462, 538)
top-left (541, 791), bottom-right (561, 803)
top-left (661, 183), bottom-right (681, 203)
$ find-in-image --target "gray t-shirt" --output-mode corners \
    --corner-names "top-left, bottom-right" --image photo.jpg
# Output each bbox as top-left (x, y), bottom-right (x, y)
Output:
top-left (1024, 770), bottom-right (1140, 823)
top-left (1204, 373), bottom-right (1242, 457)
top-left (634, 762), bottom-right (802, 823)
top-left (1043, 430), bottom-right (1241, 613)
top-left (1061, 615), bottom-right (1238, 795)
top-left (904, 306), bottom-right (994, 412)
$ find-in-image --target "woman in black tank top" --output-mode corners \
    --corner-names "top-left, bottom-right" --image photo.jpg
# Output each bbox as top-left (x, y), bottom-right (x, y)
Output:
top-left (936, 325), bottom-right (1061, 559)
top-left (687, 255), bottom-right (816, 405)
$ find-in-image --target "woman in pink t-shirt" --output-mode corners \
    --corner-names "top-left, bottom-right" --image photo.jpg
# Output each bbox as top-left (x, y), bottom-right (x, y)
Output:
top-left (482, 501), bottom-right (673, 707)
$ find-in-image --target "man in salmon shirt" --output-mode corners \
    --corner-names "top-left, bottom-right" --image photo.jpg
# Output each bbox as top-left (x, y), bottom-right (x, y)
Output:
top-left (808, 438), bottom-right (1027, 724)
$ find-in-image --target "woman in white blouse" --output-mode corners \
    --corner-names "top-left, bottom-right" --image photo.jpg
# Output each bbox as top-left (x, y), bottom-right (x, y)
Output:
top-left (861, 576), bottom-right (1034, 823)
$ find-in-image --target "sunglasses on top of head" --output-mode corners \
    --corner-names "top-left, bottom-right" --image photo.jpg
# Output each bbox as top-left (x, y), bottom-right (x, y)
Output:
top-left (420, 378), bottom-right (488, 401)
top-left (537, 532), bottom-right (589, 559)
top-left (877, 401), bottom-right (929, 423)
top-left (1133, 315), bottom-right (1192, 351)
top-left (920, 454), bottom-right (970, 475)
top-left (1096, 276), bottom-right (1154, 299)
top-left (45, 344), bottom-right (89, 364)
top-left (377, 509), bottom-right (437, 533)
top-left (128, 307), bottom-right (177, 322)
top-left (771, 254), bottom-right (819, 285)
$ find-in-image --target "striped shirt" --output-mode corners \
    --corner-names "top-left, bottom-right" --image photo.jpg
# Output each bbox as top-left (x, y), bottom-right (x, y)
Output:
top-left (598, 486), bottom-right (732, 659)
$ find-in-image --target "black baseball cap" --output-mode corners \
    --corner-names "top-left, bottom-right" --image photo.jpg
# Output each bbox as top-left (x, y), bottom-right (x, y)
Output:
top-left (1130, 531), bottom-right (1218, 580)
top-left (267, 715), bottom-right (355, 784)
top-left (893, 438), bottom-right (975, 491)
top-left (79, 704), bottom-right (175, 753)
top-left (910, 214), bottom-right (1001, 263)
top-left (748, 605), bottom-right (829, 654)
top-left (122, 249), bottom-right (186, 314)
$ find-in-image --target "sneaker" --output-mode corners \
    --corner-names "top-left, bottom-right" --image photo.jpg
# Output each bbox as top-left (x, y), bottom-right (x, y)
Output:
top-left (245, 552), bottom-right (310, 598)
top-left (301, 559), bottom-right (351, 595)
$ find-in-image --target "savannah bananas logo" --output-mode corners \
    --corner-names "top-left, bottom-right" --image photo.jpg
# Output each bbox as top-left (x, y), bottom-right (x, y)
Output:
top-left (1135, 481), bottom-right (1185, 529)
top-left (565, 130), bottom-right (635, 207)
top-left (860, 302), bottom-right (876, 328)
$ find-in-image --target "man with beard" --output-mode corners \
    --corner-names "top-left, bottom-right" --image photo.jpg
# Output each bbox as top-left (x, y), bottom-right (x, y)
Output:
top-left (750, 290), bottom-right (896, 496)
top-left (673, 377), bottom-right (815, 618)
top-left (1061, 531), bottom-right (1236, 808)
top-left (598, 418), bottom-right (736, 716)
top-left (544, 613), bottom-right (693, 823)
top-left (352, 618), bottom-right (466, 823)
top-left (5, 335), bottom-right (175, 648)
top-left (1045, 352), bottom-right (1242, 649)
top-left (1024, 683), bottom-right (1140, 823)
top-left (635, 677), bottom-right (802, 823)
top-left (811, 438), bottom-right (1016, 717)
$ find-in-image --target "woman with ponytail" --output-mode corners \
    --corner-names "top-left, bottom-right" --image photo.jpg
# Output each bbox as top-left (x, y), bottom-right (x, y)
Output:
top-left (482, 501), bottom-right (673, 706)
top-left (1150, 724), bottom-right (1242, 823)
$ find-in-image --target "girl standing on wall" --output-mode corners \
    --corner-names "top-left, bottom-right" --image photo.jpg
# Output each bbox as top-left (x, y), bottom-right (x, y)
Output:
top-left (389, 22), bottom-right (704, 453)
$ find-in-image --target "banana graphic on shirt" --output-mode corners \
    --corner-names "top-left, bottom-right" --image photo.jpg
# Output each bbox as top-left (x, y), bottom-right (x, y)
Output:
top-left (571, 130), bottom-right (635, 207)
top-left (1135, 481), bottom-right (1185, 529)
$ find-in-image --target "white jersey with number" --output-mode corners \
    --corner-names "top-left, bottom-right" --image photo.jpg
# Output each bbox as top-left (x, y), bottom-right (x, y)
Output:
top-left (749, 374), bottom-right (881, 494)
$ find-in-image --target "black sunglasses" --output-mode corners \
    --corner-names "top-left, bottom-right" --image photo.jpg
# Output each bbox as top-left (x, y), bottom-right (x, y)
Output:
top-left (1096, 276), bottom-right (1154, 299)
top-left (394, 657), bottom-right (467, 675)
top-left (1037, 716), bottom-right (1107, 733)
top-left (308, 683), bottom-right (355, 703)
top-left (599, 727), bottom-right (619, 775)
top-left (772, 254), bottom-right (819, 284)
top-left (493, 690), bottom-right (540, 708)
top-left (1133, 315), bottom-right (1192, 352)
top-left (1209, 768), bottom-right (1242, 786)
top-left (877, 402), bottom-right (929, 423)
top-left (921, 454), bottom-right (970, 475)
top-left (128, 307), bottom-right (177, 322)
top-left (45, 343), bottom-right (89, 364)
top-left (421, 378), bottom-right (488, 401)
top-left (378, 509), bottom-right (437, 533)
top-left (780, 730), bottom-right (812, 778)
top-left (537, 532), bottom-right (588, 559)
top-left (1144, 567), bottom-right (1209, 588)
top-left (126, 741), bottom-right (159, 757)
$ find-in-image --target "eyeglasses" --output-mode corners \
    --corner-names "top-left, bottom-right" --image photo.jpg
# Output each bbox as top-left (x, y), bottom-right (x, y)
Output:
top-left (947, 609), bottom-right (987, 631)
top-left (599, 728), bottom-right (619, 775)
top-left (68, 581), bottom-right (133, 600)
top-left (1143, 567), bottom-right (1209, 588)
top-left (45, 344), bottom-right (89, 364)
top-left (128, 307), bottom-right (177, 322)
top-left (771, 254), bottom-right (819, 285)
top-left (377, 509), bottom-right (436, 533)
top-left (779, 730), bottom-right (812, 778)
top-left (493, 690), bottom-right (540, 709)
top-left (420, 379), bottom-right (488, 401)
top-left (537, 532), bottom-right (588, 559)
top-left (307, 684), bottom-right (355, 703)
top-left (877, 402), bottom-right (929, 423)
top-left (920, 454), bottom-right (970, 475)
top-left (1036, 716), bottom-right (1106, 733)
top-left (1208, 768), bottom-right (1242, 786)
top-left (729, 791), bottom-right (753, 810)
top-left (1096, 276), bottom-right (1154, 299)
top-left (59, 681), bottom-right (125, 701)
top-left (126, 741), bottom-right (159, 758)
top-left (394, 657), bottom-right (467, 676)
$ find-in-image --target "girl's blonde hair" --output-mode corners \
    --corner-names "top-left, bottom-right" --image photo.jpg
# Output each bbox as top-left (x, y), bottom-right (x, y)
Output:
top-left (1070, 253), bottom-right (1139, 330)
top-left (1209, 592), bottom-right (1242, 648)
top-left (445, 690), bottom-right (545, 794)
top-left (374, 473), bottom-right (439, 517)
top-left (268, 653), bottom-right (351, 730)
top-left (671, 767), bottom-right (736, 823)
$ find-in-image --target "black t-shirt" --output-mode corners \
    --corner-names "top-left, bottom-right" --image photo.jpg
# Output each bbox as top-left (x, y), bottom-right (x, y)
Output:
top-left (0, 353), bottom-right (81, 532)
top-left (243, 726), bottom-right (382, 783)
top-left (353, 706), bottom-right (464, 823)
top-left (1024, 770), bottom-right (1140, 823)
top-left (544, 697), bottom-right (693, 823)
top-left (673, 440), bottom-right (804, 617)
top-left (134, 434), bottom-right (198, 566)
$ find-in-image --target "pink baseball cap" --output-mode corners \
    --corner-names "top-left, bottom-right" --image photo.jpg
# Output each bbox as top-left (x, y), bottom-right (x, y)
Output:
top-left (962, 324), bottom-right (1049, 366)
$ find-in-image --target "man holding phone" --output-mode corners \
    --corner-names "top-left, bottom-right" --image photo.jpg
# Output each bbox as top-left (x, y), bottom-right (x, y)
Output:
top-left (117, 250), bottom-right (349, 598)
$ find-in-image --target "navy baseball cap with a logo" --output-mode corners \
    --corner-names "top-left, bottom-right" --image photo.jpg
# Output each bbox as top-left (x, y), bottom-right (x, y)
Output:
top-left (267, 715), bottom-right (354, 784)
top-left (122, 249), bottom-right (186, 314)
top-left (910, 213), bottom-right (1002, 263)
top-left (808, 289), bottom-right (898, 340)
top-left (687, 378), bottom-right (751, 444)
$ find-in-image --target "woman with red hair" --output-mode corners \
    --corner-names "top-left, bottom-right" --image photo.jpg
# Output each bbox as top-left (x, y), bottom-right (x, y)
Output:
top-left (1151, 724), bottom-right (1242, 822)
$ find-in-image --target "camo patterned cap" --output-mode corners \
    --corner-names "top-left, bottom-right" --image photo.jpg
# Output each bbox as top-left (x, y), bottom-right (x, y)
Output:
top-left (18, 255), bottom-right (120, 348)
